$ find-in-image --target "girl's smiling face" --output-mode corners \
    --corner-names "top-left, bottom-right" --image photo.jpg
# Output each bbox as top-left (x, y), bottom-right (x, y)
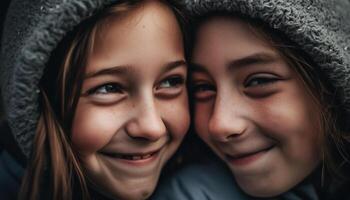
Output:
top-left (71, 1), bottom-right (189, 199)
top-left (191, 16), bottom-right (321, 197)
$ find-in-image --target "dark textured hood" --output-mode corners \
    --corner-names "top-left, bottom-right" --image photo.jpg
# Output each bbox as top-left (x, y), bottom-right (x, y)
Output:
top-left (0, 0), bottom-right (118, 158)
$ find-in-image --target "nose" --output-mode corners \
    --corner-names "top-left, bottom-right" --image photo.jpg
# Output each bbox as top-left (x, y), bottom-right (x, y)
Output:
top-left (126, 97), bottom-right (166, 141)
top-left (208, 93), bottom-right (248, 142)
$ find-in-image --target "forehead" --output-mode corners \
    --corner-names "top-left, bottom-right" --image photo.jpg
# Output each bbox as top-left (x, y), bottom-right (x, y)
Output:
top-left (85, 0), bottom-right (184, 74)
top-left (91, 0), bottom-right (183, 56)
top-left (192, 16), bottom-right (276, 68)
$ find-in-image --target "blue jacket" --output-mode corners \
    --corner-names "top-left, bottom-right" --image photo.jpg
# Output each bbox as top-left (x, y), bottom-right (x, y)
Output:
top-left (152, 159), bottom-right (250, 200)
top-left (152, 159), bottom-right (323, 200)
top-left (0, 150), bottom-right (24, 200)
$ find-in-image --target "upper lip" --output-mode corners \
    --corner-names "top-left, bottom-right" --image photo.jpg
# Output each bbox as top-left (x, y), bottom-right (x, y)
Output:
top-left (225, 145), bottom-right (274, 159)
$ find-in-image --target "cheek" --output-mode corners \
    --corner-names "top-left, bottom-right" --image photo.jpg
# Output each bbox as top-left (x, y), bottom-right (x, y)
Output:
top-left (71, 103), bottom-right (124, 155)
top-left (160, 94), bottom-right (190, 139)
top-left (256, 91), bottom-right (321, 161)
top-left (282, 101), bottom-right (321, 162)
top-left (194, 102), bottom-right (212, 141)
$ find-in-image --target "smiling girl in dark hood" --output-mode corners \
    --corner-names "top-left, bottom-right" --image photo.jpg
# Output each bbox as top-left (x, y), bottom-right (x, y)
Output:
top-left (152, 0), bottom-right (350, 200)
top-left (0, 0), bottom-right (190, 199)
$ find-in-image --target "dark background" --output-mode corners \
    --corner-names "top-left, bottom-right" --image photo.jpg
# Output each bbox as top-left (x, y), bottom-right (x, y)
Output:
top-left (0, 0), bottom-right (11, 136)
top-left (0, 0), bottom-right (11, 131)
top-left (0, 0), bottom-right (11, 42)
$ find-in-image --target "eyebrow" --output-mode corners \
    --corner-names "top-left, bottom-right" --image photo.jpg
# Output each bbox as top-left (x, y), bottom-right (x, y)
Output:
top-left (84, 65), bottom-right (131, 80)
top-left (84, 60), bottom-right (187, 80)
top-left (161, 60), bottom-right (187, 73)
top-left (227, 52), bottom-right (277, 71)
top-left (190, 52), bottom-right (277, 74)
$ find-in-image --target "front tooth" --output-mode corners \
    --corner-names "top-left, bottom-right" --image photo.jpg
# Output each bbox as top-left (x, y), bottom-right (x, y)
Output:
top-left (142, 154), bottom-right (151, 159)
top-left (133, 156), bottom-right (141, 160)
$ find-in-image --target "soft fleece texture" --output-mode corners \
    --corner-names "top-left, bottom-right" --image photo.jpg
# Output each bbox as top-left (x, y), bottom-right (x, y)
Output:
top-left (0, 0), bottom-right (117, 158)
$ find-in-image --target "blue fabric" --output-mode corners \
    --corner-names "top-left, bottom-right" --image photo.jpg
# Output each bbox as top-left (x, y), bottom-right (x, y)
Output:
top-left (0, 150), bottom-right (24, 200)
top-left (151, 159), bottom-right (324, 200)
top-left (152, 160), bottom-right (251, 200)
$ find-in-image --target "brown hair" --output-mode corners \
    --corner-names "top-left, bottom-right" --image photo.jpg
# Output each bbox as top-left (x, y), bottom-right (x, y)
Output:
top-left (19, 1), bottom-right (188, 199)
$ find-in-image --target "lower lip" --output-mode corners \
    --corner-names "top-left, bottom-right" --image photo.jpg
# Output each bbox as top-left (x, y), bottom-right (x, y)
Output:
top-left (227, 147), bottom-right (273, 166)
top-left (115, 150), bottom-right (161, 166)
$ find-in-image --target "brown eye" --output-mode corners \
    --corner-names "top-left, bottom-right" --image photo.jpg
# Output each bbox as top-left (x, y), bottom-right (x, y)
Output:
top-left (158, 76), bottom-right (185, 89)
top-left (192, 82), bottom-right (216, 101)
top-left (245, 77), bottom-right (277, 87)
top-left (193, 83), bottom-right (215, 92)
top-left (155, 75), bottom-right (186, 98)
top-left (244, 74), bottom-right (281, 98)
top-left (244, 74), bottom-right (279, 88)
top-left (87, 83), bottom-right (124, 95)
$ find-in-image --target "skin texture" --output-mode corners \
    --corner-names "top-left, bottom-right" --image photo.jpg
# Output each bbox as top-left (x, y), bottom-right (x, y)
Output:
top-left (71, 1), bottom-right (190, 199)
top-left (191, 16), bottom-right (321, 197)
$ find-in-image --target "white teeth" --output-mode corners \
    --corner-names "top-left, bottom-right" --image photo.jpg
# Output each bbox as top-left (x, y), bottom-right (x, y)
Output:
top-left (103, 152), bottom-right (156, 160)
top-left (132, 156), bottom-right (142, 160)
top-left (120, 153), bottom-right (153, 160)
top-left (142, 154), bottom-right (152, 159)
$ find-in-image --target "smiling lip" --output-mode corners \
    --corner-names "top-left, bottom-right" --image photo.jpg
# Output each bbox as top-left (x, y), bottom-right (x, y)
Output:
top-left (101, 148), bottom-right (162, 166)
top-left (226, 146), bottom-right (274, 166)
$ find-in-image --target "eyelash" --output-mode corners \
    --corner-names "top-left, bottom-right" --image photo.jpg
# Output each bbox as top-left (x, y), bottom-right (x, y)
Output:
top-left (192, 77), bottom-right (277, 93)
top-left (192, 83), bottom-right (216, 93)
top-left (244, 75), bottom-right (279, 88)
top-left (191, 81), bottom-right (216, 101)
top-left (86, 83), bottom-right (124, 95)
top-left (85, 76), bottom-right (185, 96)
top-left (191, 74), bottom-right (280, 100)
top-left (157, 76), bottom-right (185, 89)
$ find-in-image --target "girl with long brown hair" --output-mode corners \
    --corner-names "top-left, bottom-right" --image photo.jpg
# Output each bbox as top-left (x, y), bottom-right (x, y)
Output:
top-left (0, 0), bottom-right (189, 199)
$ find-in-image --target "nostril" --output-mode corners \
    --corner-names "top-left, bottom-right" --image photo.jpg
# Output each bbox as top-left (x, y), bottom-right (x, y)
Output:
top-left (125, 117), bottom-right (166, 141)
top-left (208, 116), bottom-right (247, 142)
top-left (129, 135), bottom-right (153, 142)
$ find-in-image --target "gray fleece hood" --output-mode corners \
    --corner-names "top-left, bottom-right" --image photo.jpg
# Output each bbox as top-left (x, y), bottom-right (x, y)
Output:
top-left (0, 0), bottom-right (118, 158)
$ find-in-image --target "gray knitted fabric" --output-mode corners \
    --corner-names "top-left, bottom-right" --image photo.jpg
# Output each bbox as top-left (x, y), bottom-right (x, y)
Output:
top-left (185, 0), bottom-right (350, 113)
top-left (0, 0), bottom-right (117, 158)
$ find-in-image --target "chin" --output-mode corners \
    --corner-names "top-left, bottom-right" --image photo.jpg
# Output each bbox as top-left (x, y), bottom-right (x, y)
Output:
top-left (242, 187), bottom-right (282, 198)
top-left (113, 181), bottom-right (157, 200)
top-left (114, 190), bottom-right (153, 200)
top-left (235, 177), bottom-right (291, 198)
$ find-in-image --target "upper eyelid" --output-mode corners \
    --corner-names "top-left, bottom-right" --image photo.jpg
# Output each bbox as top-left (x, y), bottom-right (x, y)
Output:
top-left (191, 73), bottom-right (212, 82)
top-left (159, 74), bottom-right (186, 84)
top-left (160, 67), bottom-right (187, 78)
top-left (244, 76), bottom-right (279, 88)
top-left (245, 73), bottom-right (279, 82)
top-left (156, 77), bottom-right (185, 91)
top-left (191, 81), bottom-right (216, 91)
top-left (162, 74), bottom-right (185, 80)
top-left (246, 72), bottom-right (278, 78)
top-left (83, 72), bottom-right (186, 94)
